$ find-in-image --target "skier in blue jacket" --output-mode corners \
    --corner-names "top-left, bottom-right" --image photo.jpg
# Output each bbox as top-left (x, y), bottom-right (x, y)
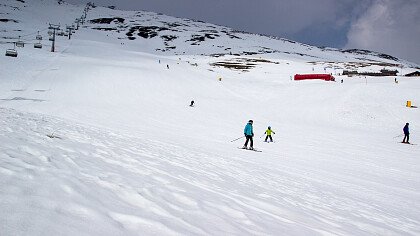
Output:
top-left (403, 123), bottom-right (410, 143)
top-left (243, 120), bottom-right (254, 150)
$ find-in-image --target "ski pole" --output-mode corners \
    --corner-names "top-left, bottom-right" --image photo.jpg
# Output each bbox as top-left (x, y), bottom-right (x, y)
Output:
top-left (230, 136), bottom-right (244, 142)
top-left (393, 134), bottom-right (403, 139)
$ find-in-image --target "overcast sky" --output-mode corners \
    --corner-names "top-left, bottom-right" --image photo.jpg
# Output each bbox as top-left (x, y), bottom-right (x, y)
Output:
top-left (66, 0), bottom-right (420, 64)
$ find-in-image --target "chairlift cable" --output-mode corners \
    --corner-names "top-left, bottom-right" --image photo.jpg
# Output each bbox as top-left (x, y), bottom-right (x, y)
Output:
top-left (20, 27), bottom-right (49, 39)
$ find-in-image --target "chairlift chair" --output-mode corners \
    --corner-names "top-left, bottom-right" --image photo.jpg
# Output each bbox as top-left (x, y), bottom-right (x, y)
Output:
top-left (15, 41), bottom-right (24, 48)
top-left (36, 31), bottom-right (42, 40)
top-left (5, 49), bottom-right (18, 57)
top-left (49, 36), bottom-right (54, 41)
top-left (57, 31), bottom-right (64, 36)
top-left (34, 43), bottom-right (42, 49)
top-left (14, 36), bottom-right (24, 47)
top-left (48, 30), bottom-right (53, 36)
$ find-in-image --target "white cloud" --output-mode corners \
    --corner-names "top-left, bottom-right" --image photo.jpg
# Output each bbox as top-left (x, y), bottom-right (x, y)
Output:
top-left (346, 0), bottom-right (420, 64)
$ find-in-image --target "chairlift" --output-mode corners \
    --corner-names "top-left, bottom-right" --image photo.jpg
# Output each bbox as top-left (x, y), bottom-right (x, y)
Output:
top-left (5, 49), bottom-right (18, 57)
top-left (36, 31), bottom-right (42, 40)
top-left (13, 36), bottom-right (24, 48)
top-left (48, 30), bottom-right (53, 36)
top-left (49, 36), bottom-right (54, 41)
top-left (34, 42), bottom-right (42, 49)
top-left (16, 40), bottom-right (24, 48)
top-left (57, 31), bottom-right (64, 36)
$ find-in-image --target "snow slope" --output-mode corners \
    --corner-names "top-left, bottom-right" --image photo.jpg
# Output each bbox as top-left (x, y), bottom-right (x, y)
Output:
top-left (1, 0), bottom-right (420, 235)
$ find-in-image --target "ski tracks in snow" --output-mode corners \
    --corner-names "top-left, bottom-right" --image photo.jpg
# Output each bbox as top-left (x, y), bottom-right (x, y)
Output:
top-left (0, 108), bottom-right (290, 235)
top-left (1, 108), bottom-right (420, 235)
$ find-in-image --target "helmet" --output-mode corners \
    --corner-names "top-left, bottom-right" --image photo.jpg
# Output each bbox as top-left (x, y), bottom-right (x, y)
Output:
top-left (268, 126), bottom-right (271, 129)
top-left (248, 120), bottom-right (253, 123)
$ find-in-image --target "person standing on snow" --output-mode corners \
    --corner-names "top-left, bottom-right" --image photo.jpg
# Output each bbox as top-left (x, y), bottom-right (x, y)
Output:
top-left (243, 120), bottom-right (254, 150)
top-left (264, 126), bottom-right (275, 142)
top-left (403, 123), bottom-right (410, 143)
top-left (190, 100), bottom-right (194, 107)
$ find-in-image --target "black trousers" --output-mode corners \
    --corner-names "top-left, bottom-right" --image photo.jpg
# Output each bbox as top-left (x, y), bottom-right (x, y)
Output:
top-left (265, 135), bottom-right (273, 142)
top-left (403, 134), bottom-right (409, 143)
top-left (244, 135), bottom-right (253, 148)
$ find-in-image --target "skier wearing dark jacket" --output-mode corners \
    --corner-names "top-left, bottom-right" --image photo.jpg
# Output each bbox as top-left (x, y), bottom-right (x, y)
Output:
top-left (243, 120), bottom-right (254, 150)
top-left (403, 123), bottom-right (410, 143)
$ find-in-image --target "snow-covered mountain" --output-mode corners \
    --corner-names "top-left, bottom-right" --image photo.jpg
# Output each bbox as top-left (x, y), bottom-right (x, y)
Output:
top-left (1, 0), bottom-right (420, 235)
top-left (2, 0), bottom-right (419, 69)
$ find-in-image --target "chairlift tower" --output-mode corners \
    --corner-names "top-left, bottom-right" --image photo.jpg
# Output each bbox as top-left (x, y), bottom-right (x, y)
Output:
top-left (66, 25), bottom-right (74, 40)
top-left (75, 18), bottom-right (80, 30)
top-left (49, 23), bottom-right (60, 52)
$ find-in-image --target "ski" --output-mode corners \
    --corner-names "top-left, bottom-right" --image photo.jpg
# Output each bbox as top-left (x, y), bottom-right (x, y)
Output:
top-left (237, 147), bottom-right (262, 152)
top-left (400, 142), bottom-right (417, 145)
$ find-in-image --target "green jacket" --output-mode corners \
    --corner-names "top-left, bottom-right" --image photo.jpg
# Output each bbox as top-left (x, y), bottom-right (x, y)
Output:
top-left (265, 129), bottom-right (275, 135)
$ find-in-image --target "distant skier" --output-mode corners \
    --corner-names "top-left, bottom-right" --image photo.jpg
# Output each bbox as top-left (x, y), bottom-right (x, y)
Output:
top-left (190, 100), bottom-right (194, 107)
top-left (167, 64), bottom-right (169, 69)
top-left (242, 120), bottom-right (254, 150)
top-left (341, 79), bottom-right (343, 83)
top-left (264, 126), bottom-right (275, 142)
top-left (403, 123), bottom-right (410, 143)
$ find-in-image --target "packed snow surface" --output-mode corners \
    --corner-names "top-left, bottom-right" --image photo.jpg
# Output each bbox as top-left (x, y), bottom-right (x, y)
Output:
top-left (1, 0), bottom-right (420, 235)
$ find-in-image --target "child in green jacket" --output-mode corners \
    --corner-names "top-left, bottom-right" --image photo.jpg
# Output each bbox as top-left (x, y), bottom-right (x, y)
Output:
top-left (264, 126), bottom-right (275, 142)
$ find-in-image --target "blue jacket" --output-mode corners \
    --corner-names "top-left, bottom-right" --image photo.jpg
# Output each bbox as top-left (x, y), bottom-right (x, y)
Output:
top-left (403, 125), bottom-right (409, 134)
top-left (244, 123), bottom-right (253, 136)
